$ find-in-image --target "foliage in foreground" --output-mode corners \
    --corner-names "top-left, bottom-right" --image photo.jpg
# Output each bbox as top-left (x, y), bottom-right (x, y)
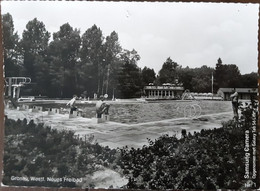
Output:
top-left (3, 118), bottom-right (119, 187)
top-left (118, 100), bottom-right (258, 189)
top-left (3, 100), bottom-right (258, 189)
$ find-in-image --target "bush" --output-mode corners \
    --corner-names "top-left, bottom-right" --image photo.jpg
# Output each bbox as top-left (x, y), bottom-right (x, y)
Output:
top-left (119, 100), bottom-right (258, 189)
top-left (3, 118), bottom-right (118, 187)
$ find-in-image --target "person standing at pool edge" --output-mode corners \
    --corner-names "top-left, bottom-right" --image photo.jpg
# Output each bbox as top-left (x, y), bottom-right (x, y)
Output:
top-left (67, 95), bottom-right (77, 114)
top-left (230, 89), bottom-right (238, 120)
top-left (96, 95), bottom-right (110, 118)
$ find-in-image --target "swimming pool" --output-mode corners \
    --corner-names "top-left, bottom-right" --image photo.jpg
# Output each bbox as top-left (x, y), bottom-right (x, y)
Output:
top-left (27, 100), bottom-right (232, 124)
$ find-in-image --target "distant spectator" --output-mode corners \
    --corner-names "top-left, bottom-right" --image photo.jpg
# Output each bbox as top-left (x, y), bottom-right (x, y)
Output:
top-left (230, 89), bottom-right (238, 120)
top-left (67, 95), bottom-right (77, 114)
top-left (96, 95), bottom-right (110, 118)
top-left (181, 129), bottom-right (187, 138)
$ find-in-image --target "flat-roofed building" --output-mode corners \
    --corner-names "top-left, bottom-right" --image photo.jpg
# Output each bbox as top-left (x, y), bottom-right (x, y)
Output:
top-left (217, 88), bottom-right (257, 101)
top-left (144, 83), bottom-right (184, 100)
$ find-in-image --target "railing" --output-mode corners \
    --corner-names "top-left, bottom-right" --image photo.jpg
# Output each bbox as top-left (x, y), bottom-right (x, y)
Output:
top-left (144, 85), bottom-right (184, 90)
top-left (5, 77), bottom-right (31, 86)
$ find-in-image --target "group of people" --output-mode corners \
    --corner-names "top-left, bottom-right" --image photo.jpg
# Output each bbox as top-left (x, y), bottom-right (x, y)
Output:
top-left (66, 88), bottom-right (239, 120)
top-left (66, 94), bottom-right (110, 117)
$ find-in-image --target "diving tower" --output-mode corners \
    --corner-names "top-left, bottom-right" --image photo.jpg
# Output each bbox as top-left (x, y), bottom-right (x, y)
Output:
top-left (5, 77), bottom-right (31, 99)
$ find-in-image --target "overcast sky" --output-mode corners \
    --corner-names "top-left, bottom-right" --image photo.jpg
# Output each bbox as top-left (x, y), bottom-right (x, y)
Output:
top-left (1, 1), bottom-right (258, 75)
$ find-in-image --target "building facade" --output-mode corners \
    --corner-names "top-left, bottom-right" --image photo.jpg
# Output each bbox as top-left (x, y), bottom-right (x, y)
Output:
top-left (217, 88), bottom-right (257, 101)
top-left (144, 85), bottom-right (184, 100)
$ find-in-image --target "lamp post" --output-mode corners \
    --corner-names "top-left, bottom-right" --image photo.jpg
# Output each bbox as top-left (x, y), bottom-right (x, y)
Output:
top-left (112, 87), bottom-right (115, 101)
top-left (211, 72), bottom-right (214, 100)
top-left (105, 64), bottom-right (110, 95)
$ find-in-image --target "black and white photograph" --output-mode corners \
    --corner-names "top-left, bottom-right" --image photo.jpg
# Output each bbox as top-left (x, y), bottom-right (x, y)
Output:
top-left (1, 1), bottom-right (259, 189)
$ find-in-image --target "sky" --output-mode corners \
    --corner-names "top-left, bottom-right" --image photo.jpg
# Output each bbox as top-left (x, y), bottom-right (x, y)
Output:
top-left (1, 1), bottom-right (259, 75)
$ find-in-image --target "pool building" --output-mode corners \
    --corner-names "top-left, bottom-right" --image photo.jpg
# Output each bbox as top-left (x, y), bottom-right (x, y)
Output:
top-left (217, 88), bottom-right (258, 100)
top-left (144, 84), bottom-right (185, 100)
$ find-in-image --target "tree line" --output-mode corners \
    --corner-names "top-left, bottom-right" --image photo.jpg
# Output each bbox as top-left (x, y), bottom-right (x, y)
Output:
top-left (3, 13), bottom-right (257, 98)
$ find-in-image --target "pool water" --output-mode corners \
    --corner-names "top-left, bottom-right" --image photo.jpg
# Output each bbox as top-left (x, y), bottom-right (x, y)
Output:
top-left (109, 100), bottom-right (231, 123)
top-left (33, 100), bottom-right (232, 124)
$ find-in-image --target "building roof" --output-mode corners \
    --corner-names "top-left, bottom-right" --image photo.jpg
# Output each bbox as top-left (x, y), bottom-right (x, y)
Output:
top-left (144, 85), bottom-right (184, 90)
top-left (218, 88), bottom-right (257, 93)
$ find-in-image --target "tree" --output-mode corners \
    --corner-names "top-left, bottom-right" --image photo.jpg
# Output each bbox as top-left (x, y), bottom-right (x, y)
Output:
top-left (157, 57), bottom-right (179, 85)
top-left (177, 66), bottom-right (194, 91)
top-left (79, 25), bottom-right (104, 97)
top-left (102, 31), bottom-right (122, 97)
top-left (223, 64), bottom-right (241, 88)
top-left (141, 67), bottom-right (156, 86)
top-left (214, 58), bottom-right (224, 89)
top-left (240, 72), bottom-right (257, 88)
top-left (79, 28), bottom-right (123, 98)
top-left (215, 58), bottom-right (241, 89)
top-left (190, 65), bottom-right (214, 92)
top-left (117, 49), bottom-right (141, 98)
top-left (20, 18), bottom-right (50, 95)
top-left (48, 23), bottom-right (81, 97)
top-left (2, 13), bottom-right (21, 77)
top-left (21, 18), bottom-right (50, 79)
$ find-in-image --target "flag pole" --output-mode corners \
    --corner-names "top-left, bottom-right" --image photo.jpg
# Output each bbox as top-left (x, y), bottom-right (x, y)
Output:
top-left (211, 72), bottom-right (214, 100)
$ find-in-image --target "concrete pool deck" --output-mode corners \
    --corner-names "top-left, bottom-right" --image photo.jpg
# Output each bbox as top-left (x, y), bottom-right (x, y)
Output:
top-left (5, 108), bottom-right (234, 149)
